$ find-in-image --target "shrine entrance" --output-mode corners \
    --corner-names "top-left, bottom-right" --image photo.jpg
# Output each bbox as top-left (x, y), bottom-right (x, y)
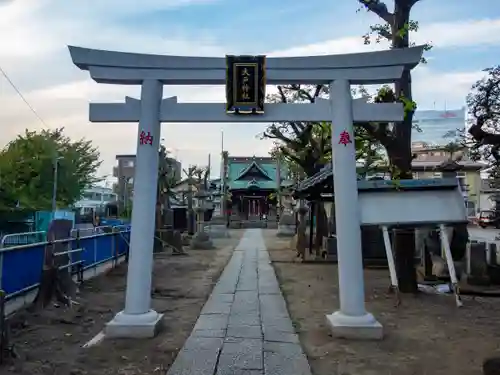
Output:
top-left (240, 195), bottom-right (266, 218)
top-left (69, 45), bottom-right (423, 339)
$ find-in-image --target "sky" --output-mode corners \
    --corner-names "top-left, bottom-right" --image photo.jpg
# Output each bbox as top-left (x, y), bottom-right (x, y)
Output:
top-left (0, 0), bottom-right (499, 182)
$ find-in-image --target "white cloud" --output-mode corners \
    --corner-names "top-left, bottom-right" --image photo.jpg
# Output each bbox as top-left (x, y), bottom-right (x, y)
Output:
top-left (0, 2), bottom-right (497, 179)
top-left (412, 67), bottom-right (485, 109)
top-left (269, 17), bottom-right (500, 58)
top-left (414, 18), bottom-right (500, 48)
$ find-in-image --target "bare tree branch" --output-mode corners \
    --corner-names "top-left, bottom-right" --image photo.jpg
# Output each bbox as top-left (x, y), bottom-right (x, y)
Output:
top-left (358, 0), bottom-right (394, 24)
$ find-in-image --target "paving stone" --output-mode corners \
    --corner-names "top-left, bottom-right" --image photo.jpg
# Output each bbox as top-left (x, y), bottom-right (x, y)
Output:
top-left (259, 295), bottom-right (289, 318)
top-left (216, 369), bottom-right (263, 375)
top-left (167, 347), bottom-right (221, 375)
top-left (218, 337), bottom-right (263, 370)
top-left (263, 342), bottom-right (312, 375)
top-left (261, 315), bottom-right (295, 332)
top-left (201, 300), bottom-right (232, 315)
top-left (258, 283), bottom-right (281, 295)
top-left (212, 280), bottom-right (238, 294)
top-left (190, 329), bottom-right (226, 338)
top-left (206, 293), bottom-right (234, 304)
top-left (234, 291), bottom-right (259, 306)
top-left (182, 336), bottom-right (224, 351)
top-left (236, 282), bottom-right (258, 291)
top-left (231, 293), bottom-right (260, 314)
top-left (228, 312), bottom-right (261, 326)
top-left (193, 314), bottom-right (229, 330)
top-left (227, 325), bottom-right (263, 339)
top-left (263, 329), bottom-right (299, 343)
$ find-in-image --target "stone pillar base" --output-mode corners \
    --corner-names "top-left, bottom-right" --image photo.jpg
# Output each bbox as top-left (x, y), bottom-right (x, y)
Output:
top-left (277, 225), bottom-right (295, 237)
top-left (190, 231), bottom-right (215, 249)
top-left (325, 311), bottom-right (383, 340)
top-left (207, 224), bottom-right (230, 238)
top-left (105, 309), bottom-right (163, 338)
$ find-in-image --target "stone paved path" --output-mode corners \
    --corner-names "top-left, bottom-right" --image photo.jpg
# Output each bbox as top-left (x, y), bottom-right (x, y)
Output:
top-left (167, 229), bottom-right (312, 375)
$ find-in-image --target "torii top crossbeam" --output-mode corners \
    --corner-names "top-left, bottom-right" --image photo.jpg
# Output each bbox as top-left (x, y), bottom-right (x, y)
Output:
top-left (68, 45), bottom-right (424, 85)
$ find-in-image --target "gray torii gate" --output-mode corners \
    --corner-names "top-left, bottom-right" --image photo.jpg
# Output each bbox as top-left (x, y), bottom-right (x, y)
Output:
top-left (69, 45), bottom-right (423, 340)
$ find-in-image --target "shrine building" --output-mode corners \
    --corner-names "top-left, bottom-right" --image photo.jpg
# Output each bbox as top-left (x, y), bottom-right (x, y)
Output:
top-left (225, 156), bottom-right (289, 218)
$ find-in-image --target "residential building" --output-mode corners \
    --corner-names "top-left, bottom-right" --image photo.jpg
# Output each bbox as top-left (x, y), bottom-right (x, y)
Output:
top-left (113, 154), bottom-right (182, 211)
top-left (364, 142), bottom-right (484, 216)
top-left (412, 108), bottom-right (466, 145)
top-left (74, 186), bottom-right (118, 215)
top-left (410, 142), bottom-right (484, 216)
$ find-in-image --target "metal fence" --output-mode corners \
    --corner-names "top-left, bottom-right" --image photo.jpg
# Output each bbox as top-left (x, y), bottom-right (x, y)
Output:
top-left (0, 226), bottom-right (131, 300)
top-left (0, 231), bottom-right (47, 248)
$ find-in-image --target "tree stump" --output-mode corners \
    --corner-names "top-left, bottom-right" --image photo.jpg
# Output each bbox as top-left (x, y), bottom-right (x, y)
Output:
top-left (31, 219), bottom-right (77, 311)
top-left (156, 228), bottom-right (188, 255)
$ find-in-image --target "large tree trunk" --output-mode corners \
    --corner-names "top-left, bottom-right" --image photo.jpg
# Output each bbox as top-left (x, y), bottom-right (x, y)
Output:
top-left (386, 1), bottom-right (418, 294)
top-left (388, 117), bottom-right (418, 293)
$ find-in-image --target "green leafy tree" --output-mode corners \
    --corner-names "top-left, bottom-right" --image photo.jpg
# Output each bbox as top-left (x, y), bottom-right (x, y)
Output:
top-left (0, 128), bottom-right (101, 210)
top-left (357, 0), bottom-right (432, 293)
top-left (467, 66), bottom-right (500, 205)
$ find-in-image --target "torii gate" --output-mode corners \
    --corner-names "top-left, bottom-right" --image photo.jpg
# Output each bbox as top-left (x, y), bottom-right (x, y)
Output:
top-left (69, 45), bottom-right (423, 340)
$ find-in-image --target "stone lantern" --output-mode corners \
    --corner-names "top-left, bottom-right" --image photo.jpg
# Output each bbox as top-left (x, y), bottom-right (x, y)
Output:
top-left (277, 198), bottom-right (297, 237)
top-left (190, 192), bottom-right (214, 249)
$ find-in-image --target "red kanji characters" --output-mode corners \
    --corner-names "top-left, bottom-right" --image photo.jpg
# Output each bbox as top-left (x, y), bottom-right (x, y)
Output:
top-left (139, 130), bottom-right (153, 145)
top-left (338, 130), bottom-right (352, 147)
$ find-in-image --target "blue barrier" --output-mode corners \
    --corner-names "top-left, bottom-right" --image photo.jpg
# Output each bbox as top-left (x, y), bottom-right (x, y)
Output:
top-left (0, 228), bottom-right (130, 300)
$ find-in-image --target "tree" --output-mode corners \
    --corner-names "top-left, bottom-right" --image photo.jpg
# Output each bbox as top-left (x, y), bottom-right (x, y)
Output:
top-left (157, 146), bottom-right (179, 213)
top-left (467, 66), bottom-right (500, 175)
top-left (357, 0), bottom-right (431, 293)
top-left (0, 128), bottom-right (101, 210)
top-left (263, 86), bottom-right (379, 257)
top-left (155, 145), bottom-right (186, 254)
top-left (466, 66), bottom-right (500, 215)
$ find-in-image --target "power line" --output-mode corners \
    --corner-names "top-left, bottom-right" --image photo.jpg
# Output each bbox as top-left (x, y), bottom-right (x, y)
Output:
top-left (0, 65), bottom-right (49, 128)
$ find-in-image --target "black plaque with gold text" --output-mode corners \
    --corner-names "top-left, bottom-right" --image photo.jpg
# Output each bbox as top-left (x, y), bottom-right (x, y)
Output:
top-left (226, 55), bottom-right (266, 114)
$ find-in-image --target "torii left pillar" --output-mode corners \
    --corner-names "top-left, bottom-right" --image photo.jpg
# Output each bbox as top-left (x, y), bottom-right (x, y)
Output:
top-left (106, 79), bottom-right (164, 338)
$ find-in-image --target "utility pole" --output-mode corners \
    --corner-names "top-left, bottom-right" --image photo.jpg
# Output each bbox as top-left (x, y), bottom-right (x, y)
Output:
top-left (276, 156), bottom-right (282, 219)
top-left (220, 131), bottom-right (226, 219)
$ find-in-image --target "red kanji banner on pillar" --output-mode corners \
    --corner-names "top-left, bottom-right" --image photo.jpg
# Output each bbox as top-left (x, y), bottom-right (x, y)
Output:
top-left (338, 130), bottom-right (352, 146)
top-left (139, 131), bottom-right (153, 145)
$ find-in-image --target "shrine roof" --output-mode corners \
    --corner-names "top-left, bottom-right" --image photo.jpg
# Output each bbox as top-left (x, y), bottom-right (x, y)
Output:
top-left (227, 156), bottom-right (287, 190)
top-left (294, 162), bottom-right (472, 199)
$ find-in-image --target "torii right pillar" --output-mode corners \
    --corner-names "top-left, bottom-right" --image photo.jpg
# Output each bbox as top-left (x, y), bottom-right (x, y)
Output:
top-left (326, 79), bottom-right (383, 340)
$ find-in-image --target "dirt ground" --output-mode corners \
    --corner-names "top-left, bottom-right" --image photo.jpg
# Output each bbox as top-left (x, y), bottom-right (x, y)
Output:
top-left (264, 231), bottom-right (500, 375)
top-left (1, 231), bottom-right (243, 375)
